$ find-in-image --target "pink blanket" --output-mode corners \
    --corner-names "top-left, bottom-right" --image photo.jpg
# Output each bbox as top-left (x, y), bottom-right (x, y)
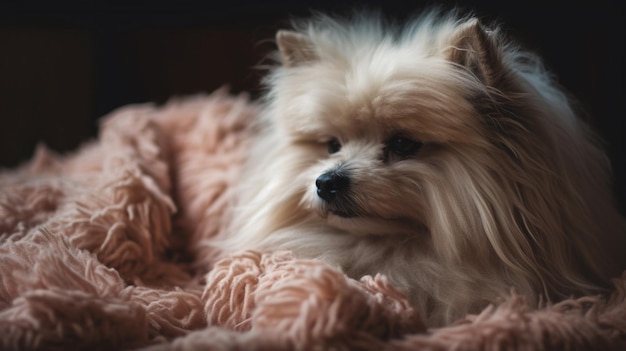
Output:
top-left (1, 90), bottom-right (625, 350)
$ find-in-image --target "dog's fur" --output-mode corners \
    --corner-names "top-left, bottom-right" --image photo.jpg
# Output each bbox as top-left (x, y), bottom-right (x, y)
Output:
top-left (218, 9), bottom-right (626, 326)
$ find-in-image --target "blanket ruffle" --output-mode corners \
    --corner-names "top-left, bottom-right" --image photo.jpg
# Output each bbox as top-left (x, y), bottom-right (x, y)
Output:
top-left (1, 89), bottom-right (624, 350)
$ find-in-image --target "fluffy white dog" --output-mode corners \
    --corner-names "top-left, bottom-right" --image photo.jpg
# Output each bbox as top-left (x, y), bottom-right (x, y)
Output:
top-left (218, 9), bottom-right (626, 326)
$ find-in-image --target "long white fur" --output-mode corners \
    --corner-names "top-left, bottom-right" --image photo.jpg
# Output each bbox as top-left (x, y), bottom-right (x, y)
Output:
top-left (217, 9), bottom-right (626, 326)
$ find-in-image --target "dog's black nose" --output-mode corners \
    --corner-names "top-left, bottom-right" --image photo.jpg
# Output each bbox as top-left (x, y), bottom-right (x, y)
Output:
top-left (316, 171), bottom-right (350, 202)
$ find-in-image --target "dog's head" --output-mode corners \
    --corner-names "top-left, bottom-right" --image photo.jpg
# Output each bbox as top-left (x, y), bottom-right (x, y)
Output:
top-left (268, 14), bottom-right (513, 240)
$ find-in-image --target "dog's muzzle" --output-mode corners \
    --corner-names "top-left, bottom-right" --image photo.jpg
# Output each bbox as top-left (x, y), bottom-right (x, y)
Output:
top-left (315, 170), bottom-right (350, 202)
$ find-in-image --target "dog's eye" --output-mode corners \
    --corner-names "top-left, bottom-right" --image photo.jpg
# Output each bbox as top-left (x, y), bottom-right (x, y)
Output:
top-left (327, 138), bottom-right (342, 154)
top-left (386, 135), bottom-right (423, 157)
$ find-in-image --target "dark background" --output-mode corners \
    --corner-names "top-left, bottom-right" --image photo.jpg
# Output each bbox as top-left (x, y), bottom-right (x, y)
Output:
top-left (1, 1), bottom-right (624, 211)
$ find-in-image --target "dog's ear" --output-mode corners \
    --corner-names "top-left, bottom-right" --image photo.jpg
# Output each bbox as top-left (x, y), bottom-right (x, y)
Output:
top-left (276, 30), bottom-right (318, 67)
top-left (446, 18), bottom-right (502, 86)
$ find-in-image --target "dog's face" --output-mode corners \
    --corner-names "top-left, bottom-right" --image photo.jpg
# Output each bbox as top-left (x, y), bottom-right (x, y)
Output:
top-left (269, 20), bottom-right (503, 243)
top-left (293, 76), bottom-right (479, 238)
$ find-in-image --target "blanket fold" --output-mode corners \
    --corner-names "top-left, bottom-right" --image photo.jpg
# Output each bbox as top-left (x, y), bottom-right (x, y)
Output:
top-left (1, 89), bottom-right (624, 350)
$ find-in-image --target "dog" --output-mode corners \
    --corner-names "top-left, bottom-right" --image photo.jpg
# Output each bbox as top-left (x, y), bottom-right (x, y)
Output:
top-left (217, 8), bottom-right (626, 326)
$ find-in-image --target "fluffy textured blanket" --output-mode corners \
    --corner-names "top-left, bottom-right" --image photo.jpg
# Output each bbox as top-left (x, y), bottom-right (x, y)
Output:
top-left (1, 90), bottom-right (625, 351)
